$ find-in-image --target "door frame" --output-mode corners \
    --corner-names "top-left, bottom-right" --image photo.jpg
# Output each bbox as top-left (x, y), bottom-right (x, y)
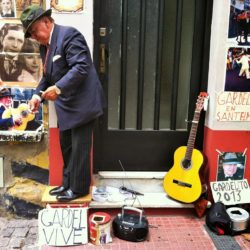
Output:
top-left (93, 0), bottom-right (213, 172)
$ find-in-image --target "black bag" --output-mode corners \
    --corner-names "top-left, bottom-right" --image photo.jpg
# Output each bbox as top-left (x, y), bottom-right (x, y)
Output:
top-left (206, 202), bottom-right (232, 235)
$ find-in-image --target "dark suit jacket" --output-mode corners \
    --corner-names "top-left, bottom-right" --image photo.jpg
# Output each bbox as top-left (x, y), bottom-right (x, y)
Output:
top-left (36, 24), bottom-right (105, 131)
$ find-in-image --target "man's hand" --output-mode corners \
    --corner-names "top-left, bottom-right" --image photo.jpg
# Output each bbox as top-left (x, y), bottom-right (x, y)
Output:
top-left (13, 115), bottom-right (22, 126)
top-left (41, 86), bottom-right (59, 101)
top-left (29, 97), bottom-right (40, 113)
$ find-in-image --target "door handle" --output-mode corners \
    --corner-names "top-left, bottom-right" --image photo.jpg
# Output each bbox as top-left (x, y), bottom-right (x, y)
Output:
top-left (100, 44), bottom-right (106, 73)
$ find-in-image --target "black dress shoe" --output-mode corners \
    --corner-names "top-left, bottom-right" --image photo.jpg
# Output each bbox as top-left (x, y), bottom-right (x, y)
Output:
top-left (56, 189), bottom-right (87, 202)
top-left (49, 186), bottom-right (67, 196)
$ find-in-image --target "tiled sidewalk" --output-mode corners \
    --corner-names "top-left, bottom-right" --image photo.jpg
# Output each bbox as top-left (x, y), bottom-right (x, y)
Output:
top-left (1, 210), bottom-right (250, 249)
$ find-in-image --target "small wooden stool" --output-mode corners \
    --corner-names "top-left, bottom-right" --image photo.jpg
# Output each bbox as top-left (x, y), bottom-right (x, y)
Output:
top-left (42, 186), bottom-right (92, 205)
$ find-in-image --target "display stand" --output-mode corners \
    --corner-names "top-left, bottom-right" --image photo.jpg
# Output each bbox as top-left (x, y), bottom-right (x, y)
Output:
top-left (42, 186), bottom-right (92, 204)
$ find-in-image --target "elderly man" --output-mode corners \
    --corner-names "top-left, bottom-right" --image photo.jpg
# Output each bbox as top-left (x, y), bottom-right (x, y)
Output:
top-left (21, 6), bottom-right (105, 202)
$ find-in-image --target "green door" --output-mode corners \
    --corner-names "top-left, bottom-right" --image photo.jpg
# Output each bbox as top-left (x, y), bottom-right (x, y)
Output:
top-left (93, 0), bottom-right (213, 171)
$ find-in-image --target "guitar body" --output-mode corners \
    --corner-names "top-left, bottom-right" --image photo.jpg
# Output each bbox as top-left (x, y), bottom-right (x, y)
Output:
top-left (163, 146), bottom-right (203, 203)
top-left (2, 104), bottom-right (35, 131)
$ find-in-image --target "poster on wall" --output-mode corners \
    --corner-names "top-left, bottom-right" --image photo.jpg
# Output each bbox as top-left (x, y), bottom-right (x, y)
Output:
top-left (228, 0), bottom-right (250, 46)
top-left (215, 91), bottom-right (250, 122)
top-left (225, 47), bottom-right (250, 92)
top-left (226, 1), bottom-right (250, 92)
top-left (216, 151), bottom-right (246, 181)
top-left (0, 21), bottom-right (42, 86)
top-left (0, 87), bottom-right (44, 142)
top-left (15, 0), bottom-right (44, 18)
top-left (0, 0), bottom-right (17, 18)
top-left (50, 0), bottom-right (84, 13)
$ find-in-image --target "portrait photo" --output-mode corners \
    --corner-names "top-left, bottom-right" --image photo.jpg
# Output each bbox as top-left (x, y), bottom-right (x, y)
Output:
top-left (0, 87), bottom-right (44, 141)
top-left (50, 0), bottom-right (84, 13)
top-left (228, 0), bottom-right (250, 46)
top-left (216, 151), bottom-right (246, 181)
top-left (0, 21), bottom-right (42, 86)
top-left (15, 0), bottom-right (43, 18)
top-left (225, 47), bottom-right (250, 92)
top-left (0, 0), bottom-right (16, 18)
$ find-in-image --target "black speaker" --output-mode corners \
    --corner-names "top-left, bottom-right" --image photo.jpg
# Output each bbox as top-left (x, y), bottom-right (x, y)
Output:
top-left (112, 206), bottom-right (149, 242)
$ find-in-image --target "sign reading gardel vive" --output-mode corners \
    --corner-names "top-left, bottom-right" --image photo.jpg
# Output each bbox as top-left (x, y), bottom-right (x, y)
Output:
top-left (38, 207), bottom-right (88, 246)
top-left (210, 179), bottom-right (250, 205)
top-left (216, 92), bottom-right (250, 122)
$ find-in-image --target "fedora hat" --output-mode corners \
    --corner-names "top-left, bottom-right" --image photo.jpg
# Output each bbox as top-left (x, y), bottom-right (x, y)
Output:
top-left (0, 88), bottom-right (13, 98)
top-left (223, 152), bottom-right (239, 165)
top-left (20, 5), bottom-right (52, 38)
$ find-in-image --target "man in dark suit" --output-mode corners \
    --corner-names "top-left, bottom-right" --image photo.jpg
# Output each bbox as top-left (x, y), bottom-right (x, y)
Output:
top-left (20, 6), bottom-right (106, 202)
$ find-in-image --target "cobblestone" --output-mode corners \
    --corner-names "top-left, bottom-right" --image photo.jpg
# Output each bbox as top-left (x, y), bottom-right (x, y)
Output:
top-left (0, 217), bottom-right (38, 249)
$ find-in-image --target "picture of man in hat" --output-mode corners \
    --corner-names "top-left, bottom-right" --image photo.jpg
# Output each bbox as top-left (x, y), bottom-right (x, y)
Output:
top-left (0, 88), bottom-right (22, 130)
top-left (20, 5), bottom-right (105, 202)
top-left (217, 152), bottom-right (245, 181)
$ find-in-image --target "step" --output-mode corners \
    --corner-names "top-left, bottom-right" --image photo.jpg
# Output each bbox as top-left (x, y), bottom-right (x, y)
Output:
top-left (90, 172), bottom-right (199, 209)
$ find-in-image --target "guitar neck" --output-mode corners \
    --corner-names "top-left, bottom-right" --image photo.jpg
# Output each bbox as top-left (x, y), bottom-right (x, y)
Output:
top-left (185, 110), bottom-right (201, 161)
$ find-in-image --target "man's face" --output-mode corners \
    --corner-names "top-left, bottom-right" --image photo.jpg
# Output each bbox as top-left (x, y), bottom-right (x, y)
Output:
top-left (2, 29), bottom-right (24, 56)
top-left (223, 163), bottom-right (237, 177)
top-left (29, 18), bottom-right (51, 45)
top-left (0, 96), bottom-right (12, 108)
top-left (1, 0), bottom-right (12, 12)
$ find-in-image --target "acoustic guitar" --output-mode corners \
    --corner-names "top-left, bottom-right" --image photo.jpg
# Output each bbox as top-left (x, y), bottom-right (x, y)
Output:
top-left (2, 103), bottom-right (35, 131)
top-left (163, 92), bottom-right (209, 203)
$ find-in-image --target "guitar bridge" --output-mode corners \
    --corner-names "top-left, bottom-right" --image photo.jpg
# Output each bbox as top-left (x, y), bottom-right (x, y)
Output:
top-left (173, 179), bottom-right (192, 188)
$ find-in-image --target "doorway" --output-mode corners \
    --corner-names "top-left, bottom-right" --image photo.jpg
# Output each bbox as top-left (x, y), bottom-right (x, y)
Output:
top-left (93, 0), bottom-right (213, 172)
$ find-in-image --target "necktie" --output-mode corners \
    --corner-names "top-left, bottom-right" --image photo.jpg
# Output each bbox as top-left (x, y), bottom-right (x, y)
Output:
top-left (43, 45), bottom-right (50, 74)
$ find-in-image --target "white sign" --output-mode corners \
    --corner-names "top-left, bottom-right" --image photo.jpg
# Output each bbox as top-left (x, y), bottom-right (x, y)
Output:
top-left (216, 92), bottom-right (250, 122)
top-left (38, 207), bottom-right (88, 246)
top-left (210, 179), bottom-right (250, 205)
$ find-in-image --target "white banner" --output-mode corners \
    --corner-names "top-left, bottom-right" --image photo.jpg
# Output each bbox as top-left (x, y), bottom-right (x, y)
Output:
top-left (210, 179), bottom-right (250, 205)
top-left (216, 92), bottom-right (250, 122)
top-left (38, 207), bottom-right (88, 246)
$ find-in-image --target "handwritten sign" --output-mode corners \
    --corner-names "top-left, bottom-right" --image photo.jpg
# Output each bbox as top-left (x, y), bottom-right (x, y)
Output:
top-left (216, 92), bottom-right (250, 121)
top-left (38, 207), bottom-right (88, 246)
top-left (210, 179), bottom-right (250, 205)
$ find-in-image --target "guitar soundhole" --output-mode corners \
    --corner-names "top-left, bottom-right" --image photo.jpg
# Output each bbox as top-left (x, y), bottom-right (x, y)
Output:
top-left (182, 159), bottom-right (191, 170)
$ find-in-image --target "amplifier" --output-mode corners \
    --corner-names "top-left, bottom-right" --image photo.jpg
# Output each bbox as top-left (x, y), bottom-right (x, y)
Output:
top-left (112, 206), bottom-right (149, 242)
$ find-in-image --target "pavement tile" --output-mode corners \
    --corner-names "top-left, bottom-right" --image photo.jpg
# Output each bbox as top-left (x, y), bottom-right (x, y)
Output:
top-left (9, 237), bottom-right (25, 249)
top-left (0, 236), bottom-right (10, 247)
top-left (13, 227), bottom-right (29, 237)
top-left (28, 226), bottom-right (38, 235)
top-left (1, 227), bottom-right (14, 237)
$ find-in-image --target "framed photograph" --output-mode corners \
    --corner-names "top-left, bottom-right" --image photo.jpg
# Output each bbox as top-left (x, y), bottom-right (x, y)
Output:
top-left (228, 0), bottom-right (250, 46)
top-left (0, 0), bottom-right (16, 18)
top-left (0, 87), bottom-right (44, 142)
top-left (216, 151), bottom-right (246, 181)
top-left (50, 0), bottom-right (84, 13)
top-left (225, 47), bottom-right (250, 92)
top-left (0, 20), bottom-right (42, 87)
top-left (15, 0), bottom-right (44, 18)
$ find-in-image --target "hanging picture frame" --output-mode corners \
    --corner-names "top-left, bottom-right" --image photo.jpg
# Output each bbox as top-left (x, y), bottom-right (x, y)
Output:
top-left (50, 0), bottom-right (84, 13)
top-left (0, 0), bottom-right (17, 18)
top-left (0, 20), bottom-right (42, 87)
top-left (0, 87), bottom-right (44, 142)
top-left (15, 0), bottom-right (44, 18)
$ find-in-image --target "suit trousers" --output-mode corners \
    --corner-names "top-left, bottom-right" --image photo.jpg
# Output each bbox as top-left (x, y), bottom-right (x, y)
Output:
top-left (59, 120), bottom-right (95, 195)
